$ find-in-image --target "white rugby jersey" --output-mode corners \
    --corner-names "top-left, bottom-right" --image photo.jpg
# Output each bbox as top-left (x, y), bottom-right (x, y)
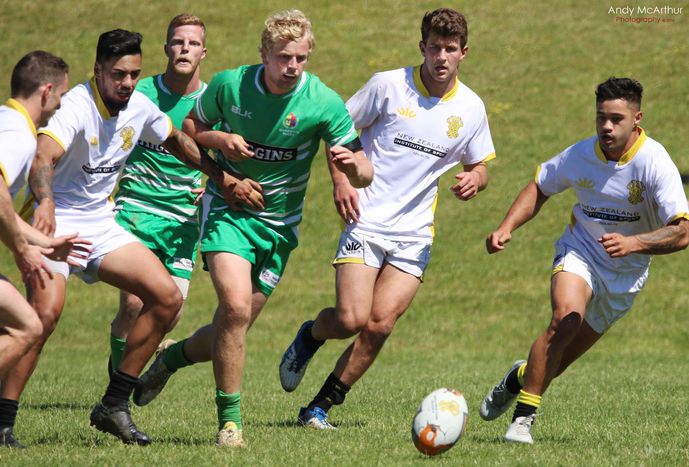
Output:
top-left (537, 128), bottom-right (689, 272)
top-left (346, 66), bottom-right (495, 241)
top-left (0, 99), bottom-right (37, 198)
top-left (39, 78), bottom-right (172, 220)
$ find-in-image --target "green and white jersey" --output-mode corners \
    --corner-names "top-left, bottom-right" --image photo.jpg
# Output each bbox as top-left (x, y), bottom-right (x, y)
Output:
top-left (115, 74), bottom-right (206, 224)
top-left (195, 64), bottom-right (358, 228)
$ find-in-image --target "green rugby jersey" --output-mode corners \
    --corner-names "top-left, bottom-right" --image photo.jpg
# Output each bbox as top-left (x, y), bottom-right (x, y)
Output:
top-left (115, 74), bottom-right (206, 224)
top-left (195, 64), bottom-right (358, 228)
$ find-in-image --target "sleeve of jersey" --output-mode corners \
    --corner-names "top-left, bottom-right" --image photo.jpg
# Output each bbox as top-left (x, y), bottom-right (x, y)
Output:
top-left (535, 150), bottom-right (569, 197)
top-left (463, 104), bottom-right (496, 165)
top-left (345, 74), bottom-right (383, 130)
top-left (37, 91), bottom-right (82, 152)
top-left (321, 92), bottom-right (359, 147)
top-left (0, 129), bottom-right (29, 186)
top-left (140, 101), bottom-right (173, 145)
top-left (194, 72), bottom-right (226, 125)
top-left (652, 152), bottom-right (689, 225)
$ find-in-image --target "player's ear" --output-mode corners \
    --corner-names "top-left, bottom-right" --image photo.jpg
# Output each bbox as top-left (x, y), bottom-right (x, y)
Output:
top-left (40, 82), bottom-right (53, 101)
top-left (418, 41), bottom-right (426, 56)
top-left (94, 62), bottom-right (102, 78)
top-left (634, 110), bottom-right (643, 127)
top-left (201, 46), bottom-right (207, 60)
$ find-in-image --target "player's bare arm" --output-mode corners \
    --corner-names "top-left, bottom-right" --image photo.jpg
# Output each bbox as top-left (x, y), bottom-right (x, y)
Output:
top-left (486, 180), bottom-right (549, 254)
top-left (30, 134), bottom-right (65, 236)
top-left (451, 161), bottom-right (488, 201)
top-left (329, 145), bottom-right (373, 189)
top-left (599, 218), bottom-right (689, 257)
top-left (326, 150), bottom-right (360, 224)
top-left (183, 112), bottom-right (254, 161)
top-left (15, 214), bottom-right (92, 266)
top-left (166, 126), bottom-right (264, 211)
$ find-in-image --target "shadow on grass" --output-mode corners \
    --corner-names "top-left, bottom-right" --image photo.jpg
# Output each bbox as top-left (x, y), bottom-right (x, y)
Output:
top-left (249, 417), bottom-right (368, 429)
top-left (466, 432), bottom-right (575, 445)
top-left (23, 401), bottom-right (93, 410)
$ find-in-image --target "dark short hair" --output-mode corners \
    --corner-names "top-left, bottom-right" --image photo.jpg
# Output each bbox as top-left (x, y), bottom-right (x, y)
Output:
top-left (596, 77), bottom-right (643, 108)
top-left (421, 8), bottom-right (468, 48)
top-left (11, 50), bottom-right (69, 98)
top-left (96, 29), bottom-right (143, 64)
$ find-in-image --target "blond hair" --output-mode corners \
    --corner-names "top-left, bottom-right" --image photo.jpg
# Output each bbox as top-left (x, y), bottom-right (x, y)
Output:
top-left (167, 13), bottom-right (206, 45)
top-left (260, 9), bottom-right (314, 52)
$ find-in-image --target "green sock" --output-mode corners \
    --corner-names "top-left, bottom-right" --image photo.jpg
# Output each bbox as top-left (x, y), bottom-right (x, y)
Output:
top-left (216, 389), bottom-right (241, 430)
top-left (109, 335), bottom-right (127, 370)
top-left (162, 339), bottom-right (193, 372)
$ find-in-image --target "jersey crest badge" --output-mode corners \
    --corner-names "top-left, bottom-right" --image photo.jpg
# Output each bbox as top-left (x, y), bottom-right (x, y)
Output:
top-left (283, 112), bottom-right (298, 128)
top-left (446, 116), bottom-right (463, 138)
top-left (120, 126), bottom-right (135, 151)
top-left (90, 136), bottom-right (98, 146)
top-left (627, 180), bottom-right (646, 204)
top-left (396, 107), bottom-right (416, 119)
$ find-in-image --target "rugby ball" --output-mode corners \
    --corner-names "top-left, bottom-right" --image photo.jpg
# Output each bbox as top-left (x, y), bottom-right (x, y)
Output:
top-left (411, 388), bottom-right (468, 456)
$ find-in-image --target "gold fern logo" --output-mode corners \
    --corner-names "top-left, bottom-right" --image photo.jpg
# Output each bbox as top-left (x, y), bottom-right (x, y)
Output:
top-left (446, 116), bottom-right (463, 138)
top-left (575, 178), bottom-right (594, 190)
top-left (90, 136), bottom-right (98, 146)
top-left (120, 127), bottom-right (135, 151)
top-left (627, 180), bottom-right (645, 204)
top-left (396, 107), bottom-right (416, 119)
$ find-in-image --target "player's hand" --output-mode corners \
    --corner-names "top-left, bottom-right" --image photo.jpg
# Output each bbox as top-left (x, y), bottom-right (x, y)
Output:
top-left (191, 186), bottom-right (205, 206)
top-left (14, 243), bottom-right (54, 290)
top-left (219, 174), bottom-right (264, 211)
top-left (598, 233), bottom-right (639, 257)
top-left (33, 198), bottom-right (56, 236)
top-left (330, 146), bottom-right (359, 173)
top-left (333, 179), bottom-right (360, 224)
top-left (220, 134), bottom-right (255, 162)
top-left (451, 171), bottom-right (480, 201)
top-left (486, 229), bottom-right (512, 254)
top-left (45, 233), bottom-right (93, 267)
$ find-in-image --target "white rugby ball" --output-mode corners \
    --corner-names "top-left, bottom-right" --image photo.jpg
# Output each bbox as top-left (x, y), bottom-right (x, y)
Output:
top-left (411, 387), bottom-right (468, 456)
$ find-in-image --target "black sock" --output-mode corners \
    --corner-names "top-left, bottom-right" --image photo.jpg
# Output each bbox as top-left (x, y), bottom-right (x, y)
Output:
top-left (308, 373), bottom-right (351, 412)
top-left (505, 367), bottom-right (523, 394)
top-left (301, 322), bottom-right (325, 353)
top-left (102, 370), bottom-right (139, 408)
top-left (512, 402), bottom-right (537, 421)
top-left (0, 398), bottom-right (18, 428)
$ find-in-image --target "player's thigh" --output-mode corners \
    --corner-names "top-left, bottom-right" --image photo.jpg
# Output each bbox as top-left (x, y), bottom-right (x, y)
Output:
top-left (206, 251), bottom-right (255, 313)
top-left (0, 280), bottom-right (39, 333)
top-left (550, 271), bottom-right (592, 321)
top-left (335, 262), bottom-right (379, 320)
top-left (99, 242), bottom-right (179, 304)
top-left (369, 262), bottom-right (421, 324)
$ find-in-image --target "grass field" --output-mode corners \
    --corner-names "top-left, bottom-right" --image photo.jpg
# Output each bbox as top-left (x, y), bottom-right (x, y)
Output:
top-left (1, 0), bottom-right (689, 465)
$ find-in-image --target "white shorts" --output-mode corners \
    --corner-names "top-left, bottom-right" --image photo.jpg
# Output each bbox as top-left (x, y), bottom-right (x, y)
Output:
top-left (44, 214), bottom-right (140, 284)
top-left (552, 232), bottom-right (648, 334)
top-left (333, 229), bottom-right (431, 278)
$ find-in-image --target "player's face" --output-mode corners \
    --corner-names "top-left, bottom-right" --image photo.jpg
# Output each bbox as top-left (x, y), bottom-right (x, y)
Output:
top-left (94, 54), bottom-right (142, 114)
top-left (165, 25), bottom-right (207, 76)
top-left (261, 37), bottom-right (310, 95)
top-left (39, 73), bottom-right (69, 127)
top-left (596, 98), bottom-right (642, 158)
top-left (419, 33), bottom-right (467, 87)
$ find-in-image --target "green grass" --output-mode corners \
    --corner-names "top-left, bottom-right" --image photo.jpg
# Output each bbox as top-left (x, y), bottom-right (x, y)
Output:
top-left (1, 0), bottom-right (689, 464)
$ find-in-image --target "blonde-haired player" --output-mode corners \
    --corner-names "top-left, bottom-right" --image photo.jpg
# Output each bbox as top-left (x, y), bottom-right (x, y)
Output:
top-left (134, 9), bottom-right (371, 447)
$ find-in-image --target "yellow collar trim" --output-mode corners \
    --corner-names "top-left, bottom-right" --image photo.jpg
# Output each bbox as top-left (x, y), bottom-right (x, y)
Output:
top-left (595, 127), bottom-right (646, 166)
top-left (90, 76), bottom-right (112, 119)
top-left (413, 66), bottom-right (459, 102)
top-left (5, 98), bottom-right (37, 138)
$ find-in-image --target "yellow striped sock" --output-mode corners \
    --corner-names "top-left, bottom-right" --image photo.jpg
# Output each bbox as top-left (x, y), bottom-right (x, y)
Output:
top-left (516, 362), bottom-right (527, 387)
top-left (516, 390), bottom-right (541, 408)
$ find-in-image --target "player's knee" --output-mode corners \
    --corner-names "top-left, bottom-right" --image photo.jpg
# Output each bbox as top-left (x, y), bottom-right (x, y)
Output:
top-left (217, 297), bottom-right (253, 328)
top-left (364, 318), bottom-right (395, 342)
top-left (547, 310), bottom-right (582, 341)
top-left (16, 313), bottom-right (43, 350)
top-left (334, 305), bottom-right (368, 336)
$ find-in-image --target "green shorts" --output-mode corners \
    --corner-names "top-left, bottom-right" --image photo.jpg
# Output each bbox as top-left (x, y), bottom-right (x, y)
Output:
top-left (200, 206), bottom-right (298, 296)
top-left (115, 208), bottom-right (199, 280)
